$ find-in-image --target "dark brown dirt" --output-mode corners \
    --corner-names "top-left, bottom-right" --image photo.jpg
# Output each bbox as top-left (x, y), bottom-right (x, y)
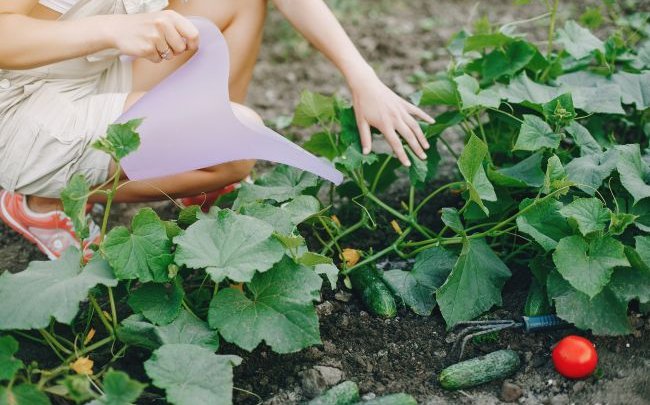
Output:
top-left (2, 1), bottom-right (650, 404)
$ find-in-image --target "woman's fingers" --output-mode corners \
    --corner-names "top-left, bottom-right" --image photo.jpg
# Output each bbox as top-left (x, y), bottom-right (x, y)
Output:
top-left (382, 126), bottom-right (411, 166)
top-left (356, 112), bottom-right (372, 154)
top-left (170, 12), bottom-right (200, 51)
top-left (160, 20), bottom-right (187, 55)
top-left (395, 119), bottom-right (427, 160)
top-left (405, 102), bottom-right (435, 124)
top-left (404, 112), bottom-right (430, 150)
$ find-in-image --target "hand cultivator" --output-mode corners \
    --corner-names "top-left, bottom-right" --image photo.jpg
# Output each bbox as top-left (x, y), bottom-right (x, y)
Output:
top-left (452, 315), bottom-right (570, 360)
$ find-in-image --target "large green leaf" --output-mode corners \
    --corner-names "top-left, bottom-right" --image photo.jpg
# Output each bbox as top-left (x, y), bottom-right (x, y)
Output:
top-left (553, 235), bottom-right (629, 298)
top-left (616, 144), bottom-right (650, 204)
top-left (406, 144), bottom-right (441, 188)
top-left (436, 239), bottom-right (511, 328)
top-left (174, 210), bottom-right (285, 283)
top-left (240, 195), bottom-right (320, 235)
top-left (60, 174), bottom-right (90, 240)
top-left (86, 370), bottom-right (146, 405)
top-left (127, 279), bottom-right (184, 325)
top-left (609, 239), bottom-right (650, 304)
top-left (612, 72), bottom-right (650, 110)
top-left (0, 336), bottom-right (23, 382)
top-left (209, 257), bottom-right (322, 353)
top-left (102, 208), bottom-right (173, 283)
top-left (144, 344), bottom-right (241, 405)
top-left (0, 250), bottom-right (116, 330)
top-left (556, 20), bottom-right (605, 59)
top-left (292, 91), bottom-right (336, 127)
top-left (458, 135), bottom-right (497, 214)
top-left (559, 198), bottom-right (611, 236)
top-left (92, 119), bottom-right (142, 160)
top-left (117, 310), bottom-right (219, 351)
top-left (463, 32), bottom-right (512, 52)
top-left (566, 149), bottom-right (618, 195)
top-left (488, 152), bottom-right (545, 188)
top-left (420, 79), bottom-right (459, 106)
top-left (234, 166), bottom-right (319, 208)
top-left (0, 384), bottom-right (51, 405)
top-left (335, 143), bottom-right (379, 172)
top-left (453, 74), bottom-right (501, 110)
top-left (383, 247), bottom-right (456, 316)
top-left (565, 121), bottom-right (602, 156)
top-left (481, 40), bottom-right (537, 82)
top-left (513, 115), bottom-right (561, 151)
top-left (516, 198), bottom-right (572, 251)
top-left (303, 132), bottom-right (340, 161)
top-left (547, 271), bottom-right (631, 335)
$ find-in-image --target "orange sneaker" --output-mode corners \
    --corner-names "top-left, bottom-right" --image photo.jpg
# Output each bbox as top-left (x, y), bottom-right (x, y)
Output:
top-left (179, 183), bottom-right (239, 213)
top-left (0, 190), bottom-right (100, 260)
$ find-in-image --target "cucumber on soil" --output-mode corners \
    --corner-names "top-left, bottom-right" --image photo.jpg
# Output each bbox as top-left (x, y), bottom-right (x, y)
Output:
top-left (349, 266), bottom-right (397, 318)
top-left (438, 349), bottom-right (521, 390)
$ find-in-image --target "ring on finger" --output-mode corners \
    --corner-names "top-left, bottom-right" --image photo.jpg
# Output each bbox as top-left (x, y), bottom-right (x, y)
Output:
top-left (159, 47), bottom-right (172, 60)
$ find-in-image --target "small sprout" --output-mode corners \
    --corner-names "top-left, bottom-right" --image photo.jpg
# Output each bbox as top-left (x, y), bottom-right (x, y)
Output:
top-left (341, 249), bottom-right (361, 267)
top-left (71, 357), bottom-right (94, 376)
top-left (83, 328), bottom-right (96, 346)
top-left (390, 220), bottom-right (403, 235)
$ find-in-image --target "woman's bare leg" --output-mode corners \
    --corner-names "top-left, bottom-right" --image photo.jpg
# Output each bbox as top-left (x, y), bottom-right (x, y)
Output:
top-left (90, 0), bottom-right (268, 204)
top-left (29, 0), bottom-right (267, 210)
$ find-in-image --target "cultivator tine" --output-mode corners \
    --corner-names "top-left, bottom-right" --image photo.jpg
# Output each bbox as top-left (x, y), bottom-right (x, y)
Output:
top-left (451, 320), bottom-right (521, 360)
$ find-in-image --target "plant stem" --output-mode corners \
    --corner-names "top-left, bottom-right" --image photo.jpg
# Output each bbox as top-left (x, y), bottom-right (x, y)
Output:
top-left (413, 182), bottom-right (464, 216)
top-left (320, 212), bottom-right (368, 255)
top-left (89, 295), bottom-right (114, 336)
top-left (366, 192), bottom-right (434, 238)
top-left (100, 163), bottom-right (122, 243)
top-left (107, 288), bottom-right (118, 331)
top-left (371, 155), bottom-right (393, 193)
top-left (546, 0), bottom-right (560, 60)
top-left (342, 228), bottom-right (412, 275)
top-left (39, 330), bottom-right (69, 360)
top-left (438, 136), bottom-right (460, 160)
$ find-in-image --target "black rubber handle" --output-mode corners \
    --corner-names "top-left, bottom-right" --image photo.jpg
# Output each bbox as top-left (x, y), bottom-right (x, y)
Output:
top-left (522, 315), bottom-right (570, 332)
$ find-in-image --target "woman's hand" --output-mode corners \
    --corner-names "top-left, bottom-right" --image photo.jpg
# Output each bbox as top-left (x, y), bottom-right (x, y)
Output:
top-left (349, 71), bottom-right (435, 167)
top-left (106, 10), bottom-right (199, 63)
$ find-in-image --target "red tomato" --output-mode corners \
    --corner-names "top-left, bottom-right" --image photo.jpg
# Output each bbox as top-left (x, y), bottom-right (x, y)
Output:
top-left (552, 335), bottom-right (598, 379)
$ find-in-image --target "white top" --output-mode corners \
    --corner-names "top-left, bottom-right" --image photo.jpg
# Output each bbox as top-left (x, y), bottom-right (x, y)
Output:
top-left (38, 0), bottom-right (77, 14)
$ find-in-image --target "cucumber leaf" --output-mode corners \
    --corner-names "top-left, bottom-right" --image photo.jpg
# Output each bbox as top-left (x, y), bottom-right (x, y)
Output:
top-left (102, 208), bottom-right (173, 283)
top-left (0, 384), bottom-right (50, 405)
top-left (92, 119), bottom-right (142, 160)
top-left (292, 90), bottom-right (336, 127)
top-left (547, 271), bottom-right (631, 335)
top-left (208, 257), bottom-right (322, 353)
top-left (240, 195), bottom-right (320, 235)
top-left (516, 198), bottom-right (572, 251)
top-left (86, 370), bottom-right (146, 405)
top-left (616, 144), bottom-right (650, 204)
top-left (60, 174), bottom-right (90, 241)
top-left (144, 344), bottom-right (241, 405)
top-left (174, 210), bottom-right (285, 284)
top-left (419, 79), bottom-right (459, 106)
top-left (458, 134), bottom-right (497, 214)
top-left (234, 166), bottom-right (319, 208)
top-left (556, 21), bottom-right (605, 59)
top-left (117, 310), bottom-right (219, 351)
top-left (553, 235), bottom-right (630, 298)
top-left (488, 152), bottom-right (545, 188)
top-left (0, 336), bottom-right (23, 382)
top-left (436, 239), bottom-right (511, 328)
top-left (0, 249), bottom-right (117, 330)
top-left (513, 115), bottom-right (561, 151)
top-left (127, 279), bottom-right (184, 325)
top-left (559, 197), bottom-right (611, 236)
top-left (453, 74), bottom-right (501, 110)
top-left (566, 149), bottom-right (618, 195)
top-left (383, 247), bottom-right (457, 316)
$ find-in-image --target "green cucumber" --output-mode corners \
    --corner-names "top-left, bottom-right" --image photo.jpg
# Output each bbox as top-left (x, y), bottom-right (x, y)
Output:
top-left (438, 349), bottom-right (520, 390)
top-left (361, 393), bottom-right (417, 405)
top-left (524, 279), bottom-right (552, 317)
top-left (307, 381), bottom-right (360, 405)
top-left (349, 266), bottom-right (397, 318)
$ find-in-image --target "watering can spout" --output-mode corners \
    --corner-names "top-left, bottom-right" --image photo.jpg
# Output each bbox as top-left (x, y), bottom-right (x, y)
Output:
top-left (119, 17), bottom-right (343, 185)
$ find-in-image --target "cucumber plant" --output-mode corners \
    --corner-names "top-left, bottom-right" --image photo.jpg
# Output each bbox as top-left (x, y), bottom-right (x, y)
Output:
top-left (0, 4), bottom-right (648, 404)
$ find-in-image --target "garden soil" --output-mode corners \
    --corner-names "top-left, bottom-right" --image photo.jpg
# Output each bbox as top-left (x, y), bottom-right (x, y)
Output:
top-left (2, 0), bottom-right (649, 404)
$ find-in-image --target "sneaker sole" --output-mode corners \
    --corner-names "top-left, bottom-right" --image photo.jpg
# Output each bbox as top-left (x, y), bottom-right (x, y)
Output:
top-left (0, 192), bottom-right (58, 260)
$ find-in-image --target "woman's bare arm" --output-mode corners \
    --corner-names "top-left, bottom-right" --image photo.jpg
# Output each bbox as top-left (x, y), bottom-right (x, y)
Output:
top-left (0, 1), bottom-right (199, 70)
top-left (272, 0), bottom-right (434, 166)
